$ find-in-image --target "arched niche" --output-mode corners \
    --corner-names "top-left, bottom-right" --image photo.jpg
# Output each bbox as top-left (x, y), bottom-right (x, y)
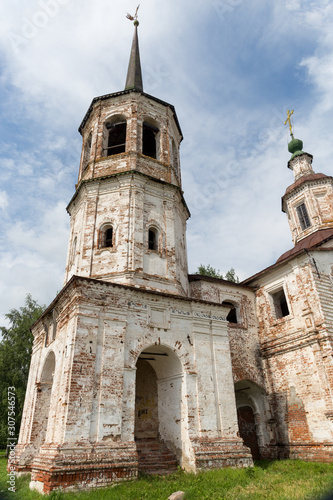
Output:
top-left (41, 351), bottom-right (56, 383)
top-left (30, 351), bottom-right (56, 449)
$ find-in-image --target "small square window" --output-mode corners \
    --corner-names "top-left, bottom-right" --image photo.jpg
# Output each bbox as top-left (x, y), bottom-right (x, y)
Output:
top-left (222, 301), bottom-right (238, 324)
top-left (271, 288), bottom-right (290, 319)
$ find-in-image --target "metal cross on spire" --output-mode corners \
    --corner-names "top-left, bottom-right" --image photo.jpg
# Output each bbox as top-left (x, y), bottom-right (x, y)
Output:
top-left (126, 4), bottom-right (140, 25)
top-left (284, 109), bottom-right (294, 139)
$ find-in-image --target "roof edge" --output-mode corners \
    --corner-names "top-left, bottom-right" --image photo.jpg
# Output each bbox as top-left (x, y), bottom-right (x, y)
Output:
top-left (242, 228), bottom-right (333, 284)
top-left (188, 274), bottom-right (253, 290)
top-left (66, 169), bottom-right (191, 218)
top-left (32, 275), bottom-right (233, 329)
top-left (78, 90), bottom-right (183, 139)
top-left (241, 250), bottom-right (307, 285)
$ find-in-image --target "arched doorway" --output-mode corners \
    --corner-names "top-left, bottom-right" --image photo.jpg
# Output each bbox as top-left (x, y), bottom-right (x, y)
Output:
top-left (30, 351), bottom-right (55, 449)
top-left (234, 379), bottom-right (269, 460)
top-left (135, 359), bottom-right (159, 439)
top-left (237, 406), bottom-right (260, 460)
top-left (134, 345), bottom-right (183, 473)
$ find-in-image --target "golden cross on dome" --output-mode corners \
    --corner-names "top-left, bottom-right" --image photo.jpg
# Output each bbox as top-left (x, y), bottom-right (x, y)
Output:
top-left (284, 109), bottom-right (294, 138)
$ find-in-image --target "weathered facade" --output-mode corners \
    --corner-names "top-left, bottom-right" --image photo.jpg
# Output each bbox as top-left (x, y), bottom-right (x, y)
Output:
top-left (242, 141), bottom-right (333, 462)
top-left (14, 23), bottom-right (333, 494)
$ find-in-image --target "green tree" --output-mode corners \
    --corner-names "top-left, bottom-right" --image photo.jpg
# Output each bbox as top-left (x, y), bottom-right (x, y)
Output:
top-left (224, 267), bottom-right (239, 283)
top-left (196, 265), bottom-right (239, 283)
top-left (196, 264), bottom-right (224, 279)
top-left (0, 294), bottom-right (44, 448)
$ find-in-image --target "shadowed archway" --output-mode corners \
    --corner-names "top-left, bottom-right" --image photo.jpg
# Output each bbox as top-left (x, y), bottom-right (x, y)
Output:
top-left (235, 379), bottom-right (270, 460)
top-left (134, 345), bottom-right (184, 474)
top-left (30, 351), bottom-right (56, 450)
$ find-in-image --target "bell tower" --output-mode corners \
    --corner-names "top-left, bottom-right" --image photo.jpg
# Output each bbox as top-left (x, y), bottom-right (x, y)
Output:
top-left (15, 15), bottom-right (253, 495)
top-left (64, 19), bottom-right (189, 296)
top-left (282, 111), bottom-right (333, 245)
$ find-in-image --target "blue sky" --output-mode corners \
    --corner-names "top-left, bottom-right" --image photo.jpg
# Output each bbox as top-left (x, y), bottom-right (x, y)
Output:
top-left (1, 0), bottom-right (333, 325)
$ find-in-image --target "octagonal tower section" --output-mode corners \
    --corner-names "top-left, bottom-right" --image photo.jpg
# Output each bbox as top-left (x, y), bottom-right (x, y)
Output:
top-left (64, 88), bottom-right (190, 297)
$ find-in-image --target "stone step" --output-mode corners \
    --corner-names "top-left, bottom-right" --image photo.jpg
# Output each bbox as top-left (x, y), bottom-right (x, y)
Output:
top-left (139, 460), bottom-right (178, 467)
top-left (135, 438), bottom-right (178, 475)
top-left (139, 460), bottom-right (177, 470)
top-left (139, 455), bottom-right (177, 462)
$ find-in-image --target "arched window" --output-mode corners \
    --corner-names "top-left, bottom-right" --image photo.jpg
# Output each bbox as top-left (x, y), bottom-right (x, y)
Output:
top-left (44, 310), bottom-right (58, 347)
top-left (103, 118), bottom-right (127, 157)
top-left (143, 122), bottom-right (159, 159)
top-left (82, 132), bottom-right (92, 170)
top-left (99, 225), bottom-right (113, 248)
top-left (148, 227), bottom-right (158, 251)
top-left (296, 202), bottom-right (311, 230)
top-left (222, 301), bottom-right (238, 324)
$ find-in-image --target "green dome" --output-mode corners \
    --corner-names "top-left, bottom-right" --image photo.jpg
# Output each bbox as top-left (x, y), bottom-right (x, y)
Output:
top-left (288, 138), bottom-right (304, 159)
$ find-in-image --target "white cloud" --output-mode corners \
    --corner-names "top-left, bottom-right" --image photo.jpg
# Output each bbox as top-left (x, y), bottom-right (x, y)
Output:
top-left (1, 0), bottom-right (333, 325)
top-left (0, 201), bottom-right (68, 326)
top-left (0, 191), bottom-right (8, 211)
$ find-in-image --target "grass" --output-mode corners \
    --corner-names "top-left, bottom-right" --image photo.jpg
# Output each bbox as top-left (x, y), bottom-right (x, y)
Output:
top-left (1, 453), bottom-right (333, 499)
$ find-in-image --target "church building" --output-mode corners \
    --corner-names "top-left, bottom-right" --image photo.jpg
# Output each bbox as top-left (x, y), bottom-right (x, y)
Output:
top-left (14, 18), bottom-right (333, 494)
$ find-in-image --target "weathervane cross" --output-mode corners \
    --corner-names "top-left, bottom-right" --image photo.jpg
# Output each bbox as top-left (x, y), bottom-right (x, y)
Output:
top-left (126, 4), bottom-right (140, 24)
top-left (284, 109), bottom-right (294, 138)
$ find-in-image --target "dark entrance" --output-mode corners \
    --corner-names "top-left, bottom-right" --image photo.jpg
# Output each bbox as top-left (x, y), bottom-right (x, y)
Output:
top-left (237, 405), bottom-right (260, 460)
top-left (135, 359), bottom-right (158, 439)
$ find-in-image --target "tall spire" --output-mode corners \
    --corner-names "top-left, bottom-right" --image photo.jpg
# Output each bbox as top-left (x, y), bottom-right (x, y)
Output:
top-left (125, 12), bottom-right (143, 92)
